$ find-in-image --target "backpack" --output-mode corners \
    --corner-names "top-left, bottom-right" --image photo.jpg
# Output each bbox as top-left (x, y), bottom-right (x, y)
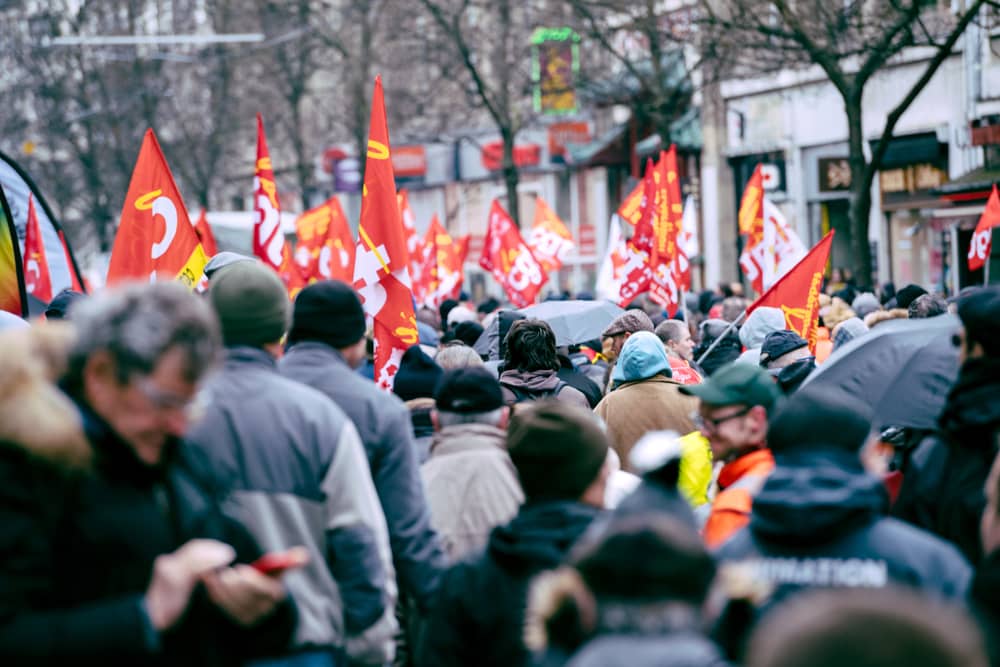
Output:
top-left (504, 381), bottom-right (568, 406)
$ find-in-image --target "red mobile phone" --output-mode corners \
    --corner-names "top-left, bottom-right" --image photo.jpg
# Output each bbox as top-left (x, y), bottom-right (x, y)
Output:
top-left (251, 547), bottom-right (309, 575)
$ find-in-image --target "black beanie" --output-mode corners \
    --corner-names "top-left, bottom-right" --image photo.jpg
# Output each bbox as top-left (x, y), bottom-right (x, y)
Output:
top-left (958, 285), bottom-right (1000, 357)
top-left (454, 320), bottom-right (485, 347)
top-left (895, 284), bottom-right (928, 310)
top-left (767, 385), bottom-right (873, 454)
top-left (393, 345), bottom-right (444, 401)
top-left (507, 401), bottom-right (608, 501)
top-left (288, 280), bottom-right (366, 349)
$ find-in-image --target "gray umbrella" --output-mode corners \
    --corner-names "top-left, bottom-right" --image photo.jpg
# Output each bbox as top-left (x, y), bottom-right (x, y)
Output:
top-left (519, 300), bottom-right (625, 348)
top-left (802, 314), bottom-right (960, 431)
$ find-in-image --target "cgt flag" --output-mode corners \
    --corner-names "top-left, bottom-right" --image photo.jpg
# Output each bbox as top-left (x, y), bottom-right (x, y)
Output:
top-left (23, 194), bottom-right (52, 303)
top-left (480, 199), bottom-right (548, 308)
top-left (353, 76), bottom-right (418, 389)
top-left (107, 129), bottom-right (207, 288)
top-left (648, 146), bottom-right (687, 315)
top-left (969, 184), bottom-right (1000, 272)
top-left (415, 214), bottom-right (463, 308)
top-left (527, 197), bottom-right (574, 274)
top-left (618, 158), bottom-right (657, 306)
top-left (253, 114), bottom-right (286, 272)
top-left (748, 230), bottom-right (835, 353)
top-left (295, 196), bottom-right (355, 283)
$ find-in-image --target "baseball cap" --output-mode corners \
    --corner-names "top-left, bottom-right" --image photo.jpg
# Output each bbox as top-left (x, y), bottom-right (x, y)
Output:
top-left (679, 361), bottom-right (781, 409)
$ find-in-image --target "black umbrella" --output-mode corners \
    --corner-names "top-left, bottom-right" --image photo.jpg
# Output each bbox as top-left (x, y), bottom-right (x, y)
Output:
top-left (802, 314), bottom-right (960, 431)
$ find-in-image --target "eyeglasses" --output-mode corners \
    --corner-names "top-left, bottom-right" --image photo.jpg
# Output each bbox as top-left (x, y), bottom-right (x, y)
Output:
top-left (136, 377), bottom-right (204, 418)
top-left (691, 406), bottom-right (753, 432)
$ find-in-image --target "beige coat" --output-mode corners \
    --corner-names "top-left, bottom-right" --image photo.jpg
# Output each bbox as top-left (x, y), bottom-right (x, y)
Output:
top-left (420, 423), bottom-right (524, 561)
top-left (594, 375), bottom-right (698, 473)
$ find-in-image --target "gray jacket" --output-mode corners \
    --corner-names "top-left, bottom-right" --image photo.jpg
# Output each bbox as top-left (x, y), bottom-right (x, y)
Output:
top-left (279, 342), bottom-right (446, 609)
top-left (184, 347), bottom-right (397, 663)
top-left (421, 423), bottom-right (524, 560)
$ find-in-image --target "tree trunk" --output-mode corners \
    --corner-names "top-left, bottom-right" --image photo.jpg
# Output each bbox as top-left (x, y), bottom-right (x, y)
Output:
top-left (501, 127), bottom-right (520, 226)
top-left (844, 91), bottom-right (874, 287)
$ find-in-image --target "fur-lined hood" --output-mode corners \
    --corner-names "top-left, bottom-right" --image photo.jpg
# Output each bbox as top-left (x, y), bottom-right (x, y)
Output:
top-left (0, 324), bottom-right (90, 470)
top-left (864, 308), bottom-right (908, 329)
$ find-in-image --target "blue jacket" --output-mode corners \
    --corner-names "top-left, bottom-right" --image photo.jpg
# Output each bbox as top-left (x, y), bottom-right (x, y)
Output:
top-left (279, 341), bottom-right (446, 610)
top-left (716, 449), bottom-right (971, 608)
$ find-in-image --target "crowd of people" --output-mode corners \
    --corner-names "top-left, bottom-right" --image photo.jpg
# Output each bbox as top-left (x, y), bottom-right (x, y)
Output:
top-left (0, 259), bottom-right (998, 667)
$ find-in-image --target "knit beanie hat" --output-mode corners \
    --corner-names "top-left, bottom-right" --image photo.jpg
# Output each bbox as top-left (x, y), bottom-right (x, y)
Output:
top-left (958, 285), bottom-right (1000, 357)
top-left (454, 320), bottom-right (485, 347)
top-left (210, 261), bottom-right (289, 347)
top-left (507, 401), bottom-right (609, 501)
top-left (767, 385), bottom-right (872, 454)
top-left (288, 280), bottom-right (366, 349)
top-left (895, 284), bottom-right (928, 310)
top-left (393, 345), bottom-right (444, 401)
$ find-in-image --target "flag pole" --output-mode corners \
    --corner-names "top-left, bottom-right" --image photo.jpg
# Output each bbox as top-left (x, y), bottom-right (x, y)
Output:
top-left (986, 230), bottom-right (992, 286)
top-left (695, 309), bottom-right (746, 368)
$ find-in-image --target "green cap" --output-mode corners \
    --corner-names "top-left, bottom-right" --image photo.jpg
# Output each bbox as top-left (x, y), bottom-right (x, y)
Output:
top-left (679, 361), bottom-right (781, 409)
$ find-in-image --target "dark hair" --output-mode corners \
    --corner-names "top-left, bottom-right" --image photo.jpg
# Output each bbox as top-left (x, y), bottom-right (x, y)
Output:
top-left (908, 294), bottom-right (948, 319)
top-left (747, 587), bottom-right (987, 667)
top-left (504, 318), bottom-right (559, 372)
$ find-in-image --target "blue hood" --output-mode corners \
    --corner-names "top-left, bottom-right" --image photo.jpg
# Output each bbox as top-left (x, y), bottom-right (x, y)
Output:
top-left (611, 331), bottom-right (671, 383)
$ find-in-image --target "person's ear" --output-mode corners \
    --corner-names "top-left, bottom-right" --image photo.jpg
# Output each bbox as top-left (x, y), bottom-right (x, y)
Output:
top-left (430, 409), bottom-right (440, 432)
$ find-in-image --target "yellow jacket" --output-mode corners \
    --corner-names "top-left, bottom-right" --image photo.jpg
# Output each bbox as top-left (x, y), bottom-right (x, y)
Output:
top-left (678, 431), bottom-right (713, 507)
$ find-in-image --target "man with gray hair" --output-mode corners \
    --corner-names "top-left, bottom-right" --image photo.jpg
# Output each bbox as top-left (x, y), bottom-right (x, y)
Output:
top-left (184, 262), bottom-right (398, 665)
top-left (0, 282), bottom-right (297, 665)
top-left (421, 367), bottom-right (523, 560)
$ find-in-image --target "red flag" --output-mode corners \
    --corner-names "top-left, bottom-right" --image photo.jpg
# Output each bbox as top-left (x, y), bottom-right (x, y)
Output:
top-left (397, 189), bottom-right (423, 287)
top-left (416, 214), bottom-right (463, 308)
top-left (969, 184), bottom-right (1000, 271)
top-left (296, 196), bottom-right (355, 283)
top-left (193, 209), bottom-right (219, 257)
top-left (107, 129), bottom-right (207, 288)
top-left (353, 76), bottom-right (418, 389)
top-left (619, 158), bottom-right (657, 305)
top-left (617, 179), bottom-right (645, 227)
top-left (456, 234), bottom-right (471, 266)
top-left (58, 230), bottom-right (84, 292)
top-left (738, 165), bottom-right (766, 293)
top-left (648, 147), bottom-right (687, 315)
top-left (527, 197), bottom-right (574, 274)
top-left (748, 231), bottom-right (835, 353)
top-left (23, 194), bottom-right (52, 303)
top-left (253, 114), bottom-right (287, 272)
top-left (480, 200), bottom-right (548, 308)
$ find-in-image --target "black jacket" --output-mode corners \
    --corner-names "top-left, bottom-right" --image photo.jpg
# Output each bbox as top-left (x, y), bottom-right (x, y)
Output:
top-left (717, 449), bottom-right (972, 608)
top-left (417, 500), bottom-right (600, 667)
top-left (893, 357), bottom-right (1000, 563)
top-left (972, 550), bottom-right (1000, 666)
top-left (0, 398), bottom-right (295, 666)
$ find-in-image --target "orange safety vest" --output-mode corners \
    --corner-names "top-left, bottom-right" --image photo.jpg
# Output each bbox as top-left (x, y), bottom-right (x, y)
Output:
top-left (703, 448), bottom-right (774, 549)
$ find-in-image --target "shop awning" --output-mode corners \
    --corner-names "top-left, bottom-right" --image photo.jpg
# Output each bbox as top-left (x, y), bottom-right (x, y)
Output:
top-left (565, 123), bottom-right (628, 167)
top-left (870, 132), bottom-right (946, 170)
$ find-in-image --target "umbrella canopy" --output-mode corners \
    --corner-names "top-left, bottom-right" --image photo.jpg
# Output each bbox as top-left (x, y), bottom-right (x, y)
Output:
top-left (519, 299), bottom-right (624, 348)
top-left (802, 314), bottom-right (960, 431)
top-left (473, 309), bottom-right (525, 361)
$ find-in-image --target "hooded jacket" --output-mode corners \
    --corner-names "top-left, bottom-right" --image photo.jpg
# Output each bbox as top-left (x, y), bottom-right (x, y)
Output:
top-left (717, 449), bottom-right (971, 611)
top-left (418, 500), bottom-right (600, 667)
top-left (736, 307), bottom-right (785, 366)
top-left (595, 333), bottom-right (698, 472)
top-left (499, 368), bottom-right (590, 409)
top-left (420, 423), bottom-right (524, 560)
top-left (0, 331), bottom-right (295, 666)
top-left (893, 357), bottom-right (1000, 564)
